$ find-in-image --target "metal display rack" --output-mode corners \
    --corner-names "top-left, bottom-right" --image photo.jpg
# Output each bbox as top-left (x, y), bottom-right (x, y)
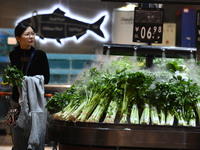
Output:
top-left (103, 44), bottom-right (197, 58)
top-left (103, 44), bottom-right (197, 67)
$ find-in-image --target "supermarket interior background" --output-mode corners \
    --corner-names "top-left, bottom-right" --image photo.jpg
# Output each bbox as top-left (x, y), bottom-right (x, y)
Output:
top-left (1, 0), bottom-right (200, 149)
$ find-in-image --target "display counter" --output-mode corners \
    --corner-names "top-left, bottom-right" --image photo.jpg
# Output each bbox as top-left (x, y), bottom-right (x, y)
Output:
top-left (48, 120), bottom-right (200, 150)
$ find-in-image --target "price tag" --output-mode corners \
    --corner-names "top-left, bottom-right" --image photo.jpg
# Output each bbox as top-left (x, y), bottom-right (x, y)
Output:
top-left (133, 7), bottom-right (164, 44)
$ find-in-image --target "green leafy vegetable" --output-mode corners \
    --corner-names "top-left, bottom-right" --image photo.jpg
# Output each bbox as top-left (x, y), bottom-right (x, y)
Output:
top-left (2, 65), bottom-right (24, 87)
top-left (46, 57), bottom-right (200, 127)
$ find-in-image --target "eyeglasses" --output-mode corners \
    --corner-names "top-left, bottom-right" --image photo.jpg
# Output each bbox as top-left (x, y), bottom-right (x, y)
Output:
top-left (22, 32), bottom-right (35, 37)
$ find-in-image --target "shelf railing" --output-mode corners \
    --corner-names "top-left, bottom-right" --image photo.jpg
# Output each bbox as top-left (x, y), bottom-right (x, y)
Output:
top-left (103, 44), bottom-right (197, 59)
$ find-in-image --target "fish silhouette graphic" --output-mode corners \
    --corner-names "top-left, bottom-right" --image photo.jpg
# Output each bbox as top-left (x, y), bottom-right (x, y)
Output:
top-left (20, 8), bottom-right (105, 43)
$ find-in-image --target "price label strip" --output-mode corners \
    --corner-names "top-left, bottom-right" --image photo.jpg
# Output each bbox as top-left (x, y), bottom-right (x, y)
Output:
top-left (133, 7), bottom-right (164, 44)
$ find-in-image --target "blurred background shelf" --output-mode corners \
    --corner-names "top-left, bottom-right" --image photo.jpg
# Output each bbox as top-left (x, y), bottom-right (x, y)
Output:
top-left (101, 0), bottom-right (200, 5)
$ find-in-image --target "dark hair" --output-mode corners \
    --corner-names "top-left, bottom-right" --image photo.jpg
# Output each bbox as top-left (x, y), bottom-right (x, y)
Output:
top-left (14, 22), bottom-right (34, 37)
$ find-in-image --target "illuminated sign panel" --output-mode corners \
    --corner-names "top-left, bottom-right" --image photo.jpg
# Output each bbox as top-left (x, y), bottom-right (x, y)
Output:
top-left (16, 5), bottom-right (109, 45)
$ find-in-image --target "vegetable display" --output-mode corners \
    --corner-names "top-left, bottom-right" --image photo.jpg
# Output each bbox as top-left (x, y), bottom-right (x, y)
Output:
top-left (46, 57), bottom-right (200, 126)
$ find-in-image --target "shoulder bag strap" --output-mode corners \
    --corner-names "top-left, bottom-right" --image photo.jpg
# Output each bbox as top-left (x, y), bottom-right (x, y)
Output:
top-left (25, 49), bottom-right (37, 75)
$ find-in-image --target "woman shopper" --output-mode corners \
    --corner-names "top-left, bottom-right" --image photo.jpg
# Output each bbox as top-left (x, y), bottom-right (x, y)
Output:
top-left (9, 22), bottom-right (50, 150)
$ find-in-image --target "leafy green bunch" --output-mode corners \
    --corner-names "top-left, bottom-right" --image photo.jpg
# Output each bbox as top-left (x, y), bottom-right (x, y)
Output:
top-left (2, 65), bottom-right (24, 87)
top-left (153, 75), bottom-right (200, 125)
top-left (168, 76), bottom-right (200, 123)
top-left (46, 85), bottom-right (79, 113)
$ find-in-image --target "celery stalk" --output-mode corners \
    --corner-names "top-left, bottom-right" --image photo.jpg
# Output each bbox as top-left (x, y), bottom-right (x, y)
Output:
top-left (188, 109), bottom-right (196, 126)
top-left (150, 106), bottom-right (160, 125)
top-left (68, 101), bottom-right (87, 121)
top-left (62, 105), bottom-right (77, 120)
top-left (140, 103), bottom-right (150, 125)
top-left (166, 111), bottom-right (174, 126)
top-left (120, 87), bottom-right (129, 124)
top-left (77, 93), bottom-right (102, 122)
top-left (130, 104), bottom-right (139, 124)
top-left (103, 100), bottom-right (119, 123)
top-left (177, 116), bottom-right (187, 126)
top-left (159, 110), bottom-right (166, 125)
top-left (87, 97), bottom-right (109, 122)
top-left (120, 113), bottom-right (128, 124)
top-left (176, 109), bottom-right (187, 126)
top-left (52, 111), bottom-right (64, 120)
top-left (189, 119), bottom-right (196, 127)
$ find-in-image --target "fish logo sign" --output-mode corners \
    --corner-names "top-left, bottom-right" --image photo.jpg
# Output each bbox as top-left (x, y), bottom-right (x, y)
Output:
top-left (19, 8), bottom-right (105, 43)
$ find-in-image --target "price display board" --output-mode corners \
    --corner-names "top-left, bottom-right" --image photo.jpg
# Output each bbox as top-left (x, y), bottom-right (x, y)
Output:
top-left (197, 10), bottom-right (200, 45)
top-left (133, 7), bottom-right (164, 44)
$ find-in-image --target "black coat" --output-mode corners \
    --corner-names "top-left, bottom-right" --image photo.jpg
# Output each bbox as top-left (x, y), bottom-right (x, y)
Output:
top-left (9, 46), bottom-right (50, 102)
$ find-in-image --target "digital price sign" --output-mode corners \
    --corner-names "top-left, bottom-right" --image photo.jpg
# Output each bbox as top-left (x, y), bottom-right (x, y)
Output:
top-left (133, 7), bottom-right (164, 44)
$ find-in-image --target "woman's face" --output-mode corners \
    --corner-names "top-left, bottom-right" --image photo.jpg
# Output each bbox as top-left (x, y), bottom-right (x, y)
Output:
top-left (16, 26), bottom-right (35, 50)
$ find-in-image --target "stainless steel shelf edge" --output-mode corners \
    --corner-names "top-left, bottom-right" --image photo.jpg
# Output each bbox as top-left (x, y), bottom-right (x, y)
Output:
top-left (48, 121), bottom-right (200, 149)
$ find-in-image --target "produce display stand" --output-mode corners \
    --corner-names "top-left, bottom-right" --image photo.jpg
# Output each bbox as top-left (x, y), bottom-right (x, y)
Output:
top-left (47, 44), bottom-right (199, 150)
top-left (48, 120), bottom-right (200, 150)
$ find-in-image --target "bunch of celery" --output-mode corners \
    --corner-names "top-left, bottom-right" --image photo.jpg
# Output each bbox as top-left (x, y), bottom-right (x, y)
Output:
top-left (46, 85), bottom-right (77, 114)
top-left (119, 71), bottom-right (146, 123)
top-left (129, 71), bottom-right (155, 124)
top-left (55, 85), bottom-right (85, 120)
top-left (130, 103), bottom-right (139, 124)
top-left (102, 72), bottom-right (123, 123)
top-left (150, 82), bottom-right (166, 125)
top-left (169, 76), bottom-right (199, 126)
top-left (88, 71), bottom-right (123, 123)
top-left (103, 99), bottom-right (121, 123)
top-left (120, 83), bottom-right (131, 124)
top-left (87, 96), bottom-right (110, 122)
top-left (87, 59), bottom-right (134, 123)
top-left (155, 75), bottom-right (200, 126)
top-left (131, 72), bottom-right (155, 125)
top-left (77, 69), bottom-right (117, 122)
top-left (48, 76), bottom-right (87, 120)
top-left (153, 80), bottom-right (177, 126)
top-left (166, 111), bottom-right (174, 126)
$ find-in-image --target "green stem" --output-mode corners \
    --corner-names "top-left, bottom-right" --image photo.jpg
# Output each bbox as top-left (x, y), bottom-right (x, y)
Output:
top-left (140, 103), bottom-right (150, 125)
top-left (103, 100), bottom-right (119, 123)
top-left (130, 104), bottom-right (139, 124)
top-left (159, 109), bottom-right (166, 125)
top-left (87, 97), bottom-right (109, 122)
top-left (150, 106), bottom-right (160, 125)
top-left (166, 111), bottom-right (174, 126)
